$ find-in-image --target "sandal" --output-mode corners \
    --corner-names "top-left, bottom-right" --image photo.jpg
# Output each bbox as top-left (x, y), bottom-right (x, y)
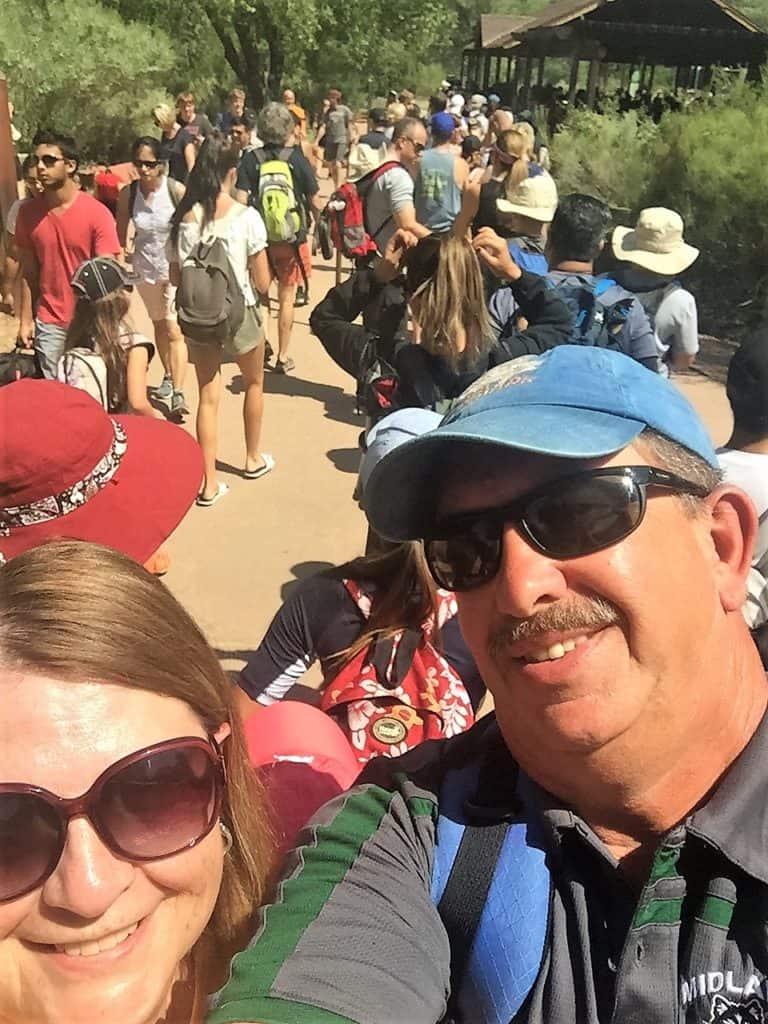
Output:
top-left (196, 482), bottom-right (229, 508)
top-left (244, 453), bottom-right (276, 480)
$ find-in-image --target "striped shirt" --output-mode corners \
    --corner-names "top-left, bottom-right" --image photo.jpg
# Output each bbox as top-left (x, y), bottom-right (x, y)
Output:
top-left (210, 711), bottom-right (768, 1024)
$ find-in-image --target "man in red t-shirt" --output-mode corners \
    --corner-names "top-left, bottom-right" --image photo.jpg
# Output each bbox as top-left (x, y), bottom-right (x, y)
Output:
top-left (16, 129), bottom-right (120, 378)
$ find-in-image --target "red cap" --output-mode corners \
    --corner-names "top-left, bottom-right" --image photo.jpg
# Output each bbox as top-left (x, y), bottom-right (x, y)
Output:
top-left (0, 380), bottom-right (203, 563)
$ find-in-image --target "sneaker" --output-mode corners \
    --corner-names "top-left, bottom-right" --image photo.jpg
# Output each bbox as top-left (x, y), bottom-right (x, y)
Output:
top-left (274, 357), bottom-right (295, 374)
top-left (295, 285), bottom-right (308, 307)
top-left (155, 373), bottom-right (173, 400)
top-left (170, 390), bottom-right (189, 415)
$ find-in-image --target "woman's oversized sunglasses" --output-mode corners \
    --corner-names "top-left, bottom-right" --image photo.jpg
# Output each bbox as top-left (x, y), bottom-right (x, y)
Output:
top-left (425, 466), bottom-right (710, 592)
top-left (0, 737), bottom-right (225, 902)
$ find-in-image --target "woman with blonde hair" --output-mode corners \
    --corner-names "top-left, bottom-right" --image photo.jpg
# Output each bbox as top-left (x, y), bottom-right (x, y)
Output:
top-left (153, 102), bottom-right (196, 184)
top-left (473, 125), bottom-right (533, 233)
top-left (0, 539), bottom-right (274, 1024)
top-left (310, 227), bottom-right (572, 417)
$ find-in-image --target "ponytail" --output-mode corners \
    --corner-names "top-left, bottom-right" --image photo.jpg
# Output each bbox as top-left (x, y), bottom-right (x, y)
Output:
top-left (496, 126), bottom-right (534, 199)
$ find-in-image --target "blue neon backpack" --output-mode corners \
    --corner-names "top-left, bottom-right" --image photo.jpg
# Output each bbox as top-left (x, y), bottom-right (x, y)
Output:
top-left (431, 742), bottom-right (552, 1024)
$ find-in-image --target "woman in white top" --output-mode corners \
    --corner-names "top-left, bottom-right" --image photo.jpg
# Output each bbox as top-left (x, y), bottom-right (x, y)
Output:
top-left (117, 137), bottom-right (189, 415)
top-left (169, 137), bottom-right (272, 507)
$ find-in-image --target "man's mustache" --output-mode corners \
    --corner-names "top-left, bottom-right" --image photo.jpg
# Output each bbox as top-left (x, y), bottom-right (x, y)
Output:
top-left (489, 597), bottom-right (622, 658)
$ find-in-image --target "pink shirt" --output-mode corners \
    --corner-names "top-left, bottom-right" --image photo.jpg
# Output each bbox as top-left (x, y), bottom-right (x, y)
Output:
top-left (15, 192), bottom-right (120, 327)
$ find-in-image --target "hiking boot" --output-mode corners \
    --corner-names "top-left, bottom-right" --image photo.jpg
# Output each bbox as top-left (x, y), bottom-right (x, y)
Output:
top-left (171, 390), bottom-right (189, 415)
top-left (155, 373), bottom-right (173, 400)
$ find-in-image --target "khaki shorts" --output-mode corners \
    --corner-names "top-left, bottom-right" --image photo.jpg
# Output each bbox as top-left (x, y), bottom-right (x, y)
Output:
top-left (136, 279), bottom-right (177, 323)
top-left (187, 304), bottom-right (264, 359)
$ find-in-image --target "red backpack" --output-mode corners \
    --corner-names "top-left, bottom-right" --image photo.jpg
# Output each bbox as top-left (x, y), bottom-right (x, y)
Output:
top-left (319, 581), bottom-right (475, 765)
top-left (324, 160), bottom-right (401, 258)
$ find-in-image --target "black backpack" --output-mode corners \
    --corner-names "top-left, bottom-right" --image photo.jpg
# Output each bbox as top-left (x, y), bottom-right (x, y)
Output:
top-left (177, 228), bottom-right (245, 346)
top-left (553, 276), bottom-right (634, 352)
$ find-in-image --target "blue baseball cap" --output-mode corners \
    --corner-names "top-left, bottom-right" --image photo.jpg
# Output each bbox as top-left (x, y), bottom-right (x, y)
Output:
top-left (365, 346), bottom-right (719, 541)
top-left (358, 408), bottom-right (443, 509)
top-left (431, 111), bottom-right (456, 136)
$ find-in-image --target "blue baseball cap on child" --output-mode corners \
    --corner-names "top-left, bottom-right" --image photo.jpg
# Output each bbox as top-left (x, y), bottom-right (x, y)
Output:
top-left (365, 346), bottom-right (718, 541)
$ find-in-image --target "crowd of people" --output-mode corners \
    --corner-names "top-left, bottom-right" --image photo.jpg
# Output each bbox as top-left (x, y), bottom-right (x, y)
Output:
top-left (0, 74), bottom-right (767, 1024)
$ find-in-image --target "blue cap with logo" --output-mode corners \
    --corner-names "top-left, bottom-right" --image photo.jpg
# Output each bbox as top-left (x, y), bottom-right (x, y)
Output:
top-left (365, 346), bottom-right (719, 541)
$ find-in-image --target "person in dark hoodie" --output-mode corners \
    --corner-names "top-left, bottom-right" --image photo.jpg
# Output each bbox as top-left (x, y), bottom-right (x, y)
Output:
top-left (309, 227), bottom-right (572, 421)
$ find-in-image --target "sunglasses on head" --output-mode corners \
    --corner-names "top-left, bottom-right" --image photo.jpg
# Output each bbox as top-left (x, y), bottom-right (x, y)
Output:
top-left (36, 154), bottom-right (66, 168)
top-left (134, 158), bottom-right (160, 169)
top-left (0, 737), bottom-right (225, 902)
top-left (425, 466), bottom-right (710, 592)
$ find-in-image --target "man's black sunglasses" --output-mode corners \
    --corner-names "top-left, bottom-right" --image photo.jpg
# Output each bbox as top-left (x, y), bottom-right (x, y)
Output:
top-left (424, 466), bottom-right (711, 592)
top-left (36, 154), bottom-right (66, 168)
top-left (134, 159), bottom-right (160, 169)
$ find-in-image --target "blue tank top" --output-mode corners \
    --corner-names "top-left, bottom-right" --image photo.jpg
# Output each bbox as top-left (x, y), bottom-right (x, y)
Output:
top-left (415, 148), bottom-right (463, 233)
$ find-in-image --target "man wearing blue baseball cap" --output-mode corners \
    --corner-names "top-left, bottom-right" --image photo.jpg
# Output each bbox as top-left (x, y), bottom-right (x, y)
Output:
top-left (415, 111), bottom-right (468, 234)
top-left (210, 348), bottom-right (766, 1024)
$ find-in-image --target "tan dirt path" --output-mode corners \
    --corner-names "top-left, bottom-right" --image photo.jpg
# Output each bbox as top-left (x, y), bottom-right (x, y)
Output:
top-left (0, 200), bottom-right (734, 672)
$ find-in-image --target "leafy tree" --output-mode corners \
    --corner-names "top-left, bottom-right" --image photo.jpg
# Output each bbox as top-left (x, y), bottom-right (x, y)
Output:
top-left (2, 0), bottom-right (177, 158)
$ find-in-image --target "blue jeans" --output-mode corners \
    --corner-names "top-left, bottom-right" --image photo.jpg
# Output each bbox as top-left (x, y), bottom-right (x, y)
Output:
top-left (34, 319), bottom-right (68, 379)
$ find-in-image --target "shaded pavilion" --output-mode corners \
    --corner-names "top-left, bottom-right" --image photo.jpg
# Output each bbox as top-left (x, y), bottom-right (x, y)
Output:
top-left (462, 0), bottom-right (768, 106)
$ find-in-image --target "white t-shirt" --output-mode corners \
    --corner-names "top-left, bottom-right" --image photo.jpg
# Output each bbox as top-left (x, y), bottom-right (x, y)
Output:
top-left (717, 448), bottom-right (768, 520)
top-left (6, 196), bottom-right (31, 236)
top-left (174, 203), bottom-right (267, 306)
top-left (718, 447), bottom-right (768, 627)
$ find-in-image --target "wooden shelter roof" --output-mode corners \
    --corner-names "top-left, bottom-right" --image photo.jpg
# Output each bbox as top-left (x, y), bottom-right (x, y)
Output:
top-left (469, 0), bottom-right (768, 65)
top-left (477, 14), bottom-right (533, 49)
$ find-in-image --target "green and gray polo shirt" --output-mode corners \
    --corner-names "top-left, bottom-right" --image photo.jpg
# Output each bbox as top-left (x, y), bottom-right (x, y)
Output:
top-left (209, 713), bottom-right (768, 1024)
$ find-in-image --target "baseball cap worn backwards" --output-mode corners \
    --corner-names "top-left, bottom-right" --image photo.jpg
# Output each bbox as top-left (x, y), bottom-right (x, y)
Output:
top-left (365, 346), bottom-right (719, 541)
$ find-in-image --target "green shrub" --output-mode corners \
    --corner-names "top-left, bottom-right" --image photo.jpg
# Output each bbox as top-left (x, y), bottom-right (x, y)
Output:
top-left (549, 106), bottom-right (661, 213)
top-left (651, 83), bottom-right (768, 293)
top-left (2, 0), bottom-right (177, 160)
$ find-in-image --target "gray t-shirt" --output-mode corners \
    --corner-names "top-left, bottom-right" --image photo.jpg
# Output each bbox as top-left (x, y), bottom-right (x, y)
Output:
top-left (210, 711), bottom-right (768, 1024)
top-left (364, 163), bottom-right (415, 254)
top-left (324, 105), bottom-right (352, 144)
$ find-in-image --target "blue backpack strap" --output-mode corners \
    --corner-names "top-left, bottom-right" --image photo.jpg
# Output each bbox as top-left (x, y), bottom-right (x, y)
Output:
top-left (507, 242), bottom-right (548, 277)
top-left (432, 758), bottom-right (551, 1024)
top-left (594, 276), bottom-right (616, 299)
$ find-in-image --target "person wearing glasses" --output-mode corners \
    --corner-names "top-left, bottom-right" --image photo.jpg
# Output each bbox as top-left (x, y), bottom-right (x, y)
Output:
top-left (116, 136), bottom-right (189, 414)
top-left (362, 117), bottom-right (431, 258)
top-left (14, 129), bottom-right (120, 378)
top-left (0, 539), bottom-right (274, 1024)
top-left (210, 346), bottom-right (767, 1024)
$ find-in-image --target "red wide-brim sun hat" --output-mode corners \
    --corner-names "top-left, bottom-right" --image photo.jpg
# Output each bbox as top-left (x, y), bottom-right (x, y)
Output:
top-left (0, 380), bottom-right (203, 564)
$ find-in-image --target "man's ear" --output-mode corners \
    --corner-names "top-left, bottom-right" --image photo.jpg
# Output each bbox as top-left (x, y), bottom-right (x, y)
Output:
top-left (706, 485), bottom-right (758, 612)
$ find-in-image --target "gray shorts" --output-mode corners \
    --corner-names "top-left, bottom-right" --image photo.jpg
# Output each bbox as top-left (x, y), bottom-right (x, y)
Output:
top-left (187, 304), bottom-right (264, 359)
top-left (324, 140), bottom-right (349, 163)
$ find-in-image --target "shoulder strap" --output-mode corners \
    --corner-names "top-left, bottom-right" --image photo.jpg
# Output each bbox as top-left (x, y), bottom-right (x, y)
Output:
top-left (432, 745), bottom-right (550, 1024)
top-left (129, 179), bottom-right (139, 210)
top-left (594, 277), bottom-right (616, 299)
top-left (438, 820), bottom-right (510, 1023)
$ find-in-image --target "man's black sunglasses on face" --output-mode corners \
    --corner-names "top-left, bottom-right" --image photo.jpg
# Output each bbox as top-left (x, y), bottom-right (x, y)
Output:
top-left (36, 154), bottom-right (66, 168)
top-left (424, 466), bottom-right (711, 592)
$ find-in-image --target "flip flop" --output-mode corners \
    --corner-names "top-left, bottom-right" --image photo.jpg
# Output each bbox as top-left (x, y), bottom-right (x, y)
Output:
top-left (244, 454), bottom-right (276, 480)
top-left (196, 482), bottom-right (229, 507)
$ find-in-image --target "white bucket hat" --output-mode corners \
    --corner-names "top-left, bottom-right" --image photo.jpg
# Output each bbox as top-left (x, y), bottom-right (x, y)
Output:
top-left (496, 172), bottom-right (559, 224)
top-left (612, 208), bottom-right (699, 276)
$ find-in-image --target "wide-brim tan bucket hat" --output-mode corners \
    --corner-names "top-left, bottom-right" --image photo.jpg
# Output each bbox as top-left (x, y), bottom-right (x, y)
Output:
top-left (612, 207), bottom-right (699, 276)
